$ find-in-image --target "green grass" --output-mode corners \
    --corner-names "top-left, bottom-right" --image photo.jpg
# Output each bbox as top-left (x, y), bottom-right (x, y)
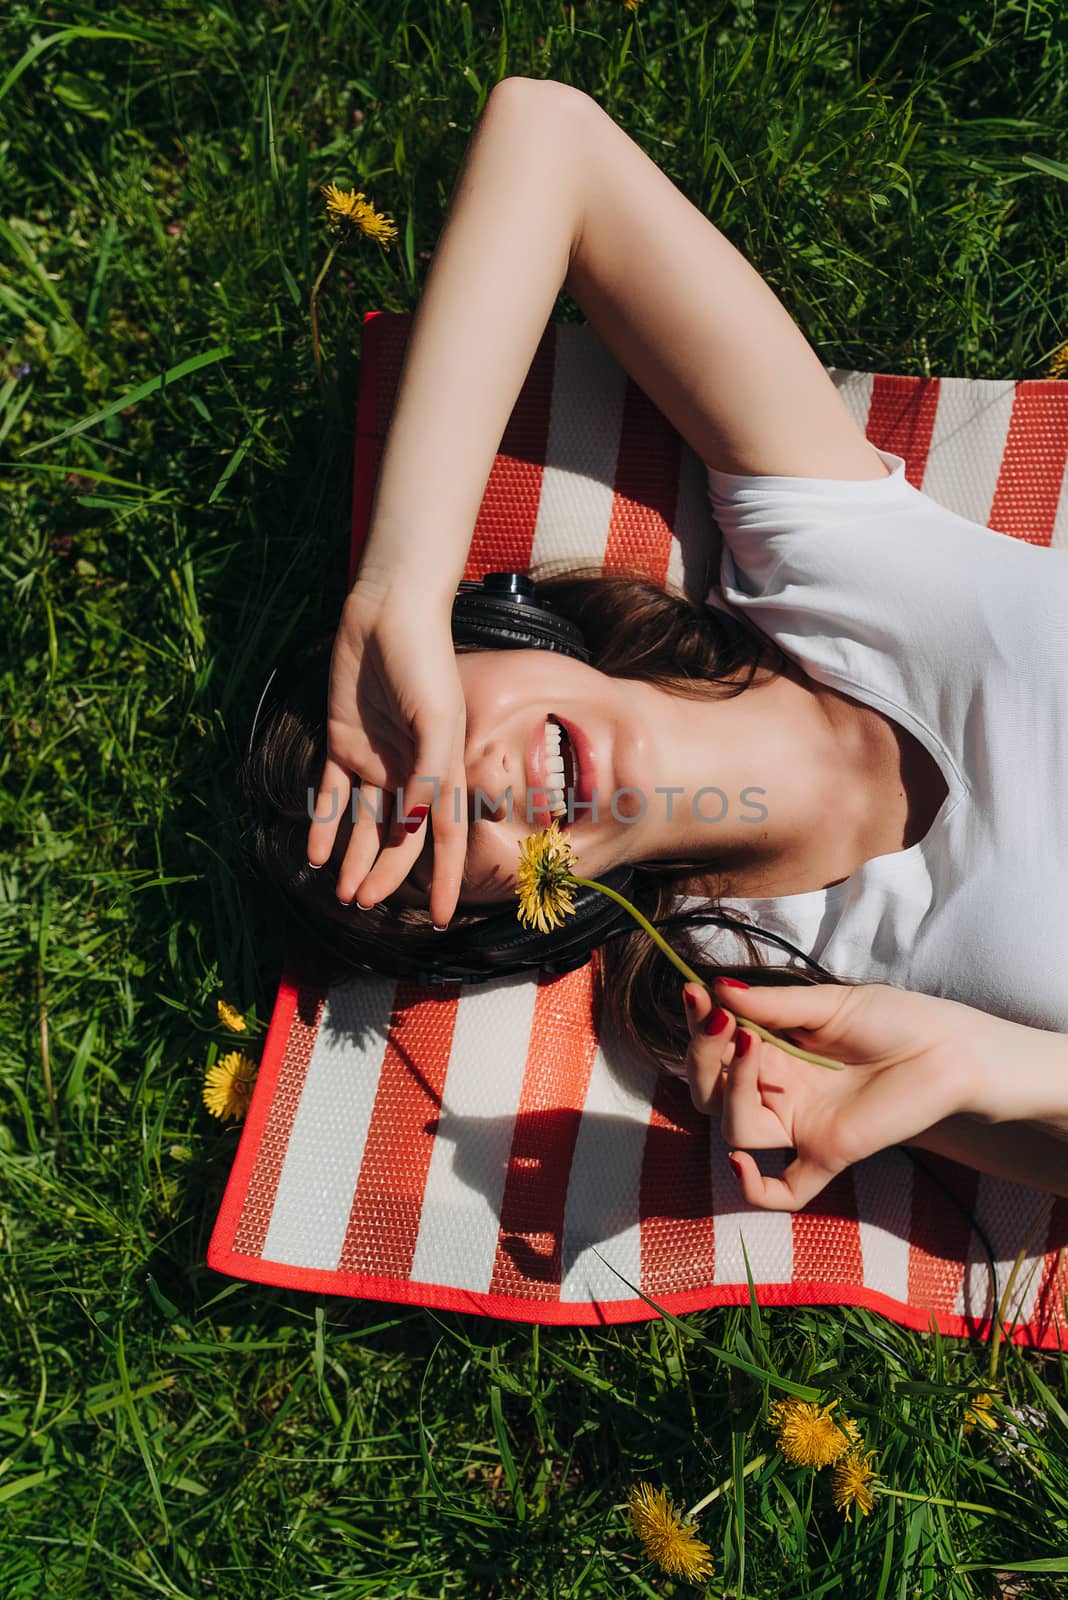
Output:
top-left (2, 0), bottom-right (1067, 1594)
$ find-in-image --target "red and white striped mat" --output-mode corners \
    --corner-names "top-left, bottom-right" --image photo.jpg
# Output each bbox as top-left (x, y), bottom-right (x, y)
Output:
top-left (209, 311), bottom-right (1068, 1346)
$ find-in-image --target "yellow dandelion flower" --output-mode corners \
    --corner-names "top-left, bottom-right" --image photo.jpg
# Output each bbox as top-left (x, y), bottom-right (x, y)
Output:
top-left (768, 1397), bottom-right (863, 1469)
top-left (516, 819), bottom-right (580, 933)
top-left (627, 1483), bottom-right (715, 1583)
top-left (203, 1051), bottom-right (258, 1121)
top-left (1045, 342), bottom-right (1068, 381)
top-left (963, 1390), bottom-right (1001, 1437)
top-left (217, 999), bottom-right (246, 1032)
top-left (321, 182), bottom-right (398, 248)
top-left (623, 0), bottom-right (646, 11)
top-left (831, 1448), bottom-right (881, 1521)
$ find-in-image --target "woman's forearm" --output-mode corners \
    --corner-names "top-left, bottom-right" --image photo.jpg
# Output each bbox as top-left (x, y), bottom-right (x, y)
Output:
top-left (356, 78), bottom-right (589, 604)
top-left (956, 1016), bottom-right (1068, 1141)
top-left (904, 1115), bottom-right (1068, 1198)
top-left (904, 1014), bottom-right (1068, 1198)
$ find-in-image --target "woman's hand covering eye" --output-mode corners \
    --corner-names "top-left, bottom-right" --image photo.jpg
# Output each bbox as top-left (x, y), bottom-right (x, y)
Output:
top-left (307, 577), bottom-right (468, 929)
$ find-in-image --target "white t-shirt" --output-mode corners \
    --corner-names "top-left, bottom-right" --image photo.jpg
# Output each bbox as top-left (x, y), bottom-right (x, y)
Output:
top-left (672, 445), bottom-right (1068, 1035)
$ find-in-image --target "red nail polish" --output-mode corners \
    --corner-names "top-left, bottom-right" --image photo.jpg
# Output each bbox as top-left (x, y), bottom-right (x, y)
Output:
top-left (734, 1030), bottom-right (753, 1059)
top-left (704, 1006), bottom-right (730, 1037)
top-left (683, 990), bottom-right (697, 1009)
top-left (728, 1155), bottom-right (744, 1184)
top-left (718, 977), bottom-right (750, 990)
top-left (403, 805), bottom-right (430, 834)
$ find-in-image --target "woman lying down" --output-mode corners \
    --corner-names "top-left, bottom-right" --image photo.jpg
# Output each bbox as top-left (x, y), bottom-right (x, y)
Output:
top-left (242, 79), bottom-right (1068, 1209)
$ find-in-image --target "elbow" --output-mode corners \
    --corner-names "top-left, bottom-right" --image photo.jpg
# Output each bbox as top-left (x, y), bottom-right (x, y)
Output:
top-left (489, 75), bottom-right (592, 116)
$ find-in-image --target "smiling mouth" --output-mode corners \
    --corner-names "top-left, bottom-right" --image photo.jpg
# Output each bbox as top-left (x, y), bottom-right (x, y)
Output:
top-left (542, 714), bottom-right (579, 825)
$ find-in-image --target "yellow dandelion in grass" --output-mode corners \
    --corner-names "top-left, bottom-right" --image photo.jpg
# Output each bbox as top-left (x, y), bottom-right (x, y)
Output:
top-left (627, 1483), bottom-right (715, 1583)
top-left (623, 0), bottom-right (646, 11)
top-left (217, 999), bottom-right (246, 1032)
top-left (963, 1390), bottom-right (1001, 1437)
top-left (1046, 342), bottom-right (1068, 381)
top-left (321, 182), bottom-right (398, 248)
top-left (203, 1051), bottom-right (258, 1122)
top-left (768, 1396), bottom-right (863, 1469)
top-left (831, 1448), bottom-right (881, 1522)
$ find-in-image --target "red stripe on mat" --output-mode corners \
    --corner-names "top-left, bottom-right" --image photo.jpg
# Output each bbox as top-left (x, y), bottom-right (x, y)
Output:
top-left (988, 383), bottom-right (1068, 548)
top-left (639, 1078), bottom-right (715, 1297)
top-left (604, 374), bottom-right (680, 583)
top-left (1033, 1197), bottom-right (1068, 1344)
top-left (791, 1169), bottom-right (864, 1284)
top-left (865, 374), bottom-right (941, 487)
top-left (227, 982), bottom-right (327, 1258)
top-left (466, 322), bottom-right (556, 580)
top-left (907, 1154), bottom-right (982, 1330)
top-left (489, 963), bottom-right (602, 1301)
top-left (337, 982), bottom-right (461, 1278)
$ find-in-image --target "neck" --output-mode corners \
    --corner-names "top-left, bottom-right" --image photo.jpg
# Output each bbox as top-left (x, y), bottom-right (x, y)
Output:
top-left (623, 659), bottom-right (886, 898)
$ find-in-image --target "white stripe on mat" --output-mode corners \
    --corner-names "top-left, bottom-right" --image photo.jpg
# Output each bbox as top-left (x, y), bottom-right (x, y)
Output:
top-left (955, 1173), bottom-right (1056, 1330)
top-left (530, 327), bottom-right (626, 570)
top-left (853, 1149), bottom-right (915, 1305)
top-left (827, 368), bottom-right (875, 435)
top-left (410, 975), bottom-right (539, 1293)
top-left (262, 974), bottom-right (398, 1270)
top-left (710, 1141), bottom-right (795, 1285)
top-left (558, 1037), bottom-right (653, 1304)
top-left (922, 378), bottom-right (1015, 527)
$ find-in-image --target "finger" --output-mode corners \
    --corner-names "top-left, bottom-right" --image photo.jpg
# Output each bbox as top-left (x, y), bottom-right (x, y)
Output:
top-left (392, 710), bottom-right (466, 840)
top-left (682, 985), bottom-right (726, 1115)
top-left (712, 976), bottom-right (852, 1035)
top-left (426, 748), bottom-right (469, 931)
top-left (307, 756), bottom-right (353, 868)
top-left (684, 985), bottom-right (736, 1114)
top-left (719, 1028), bottom-right (769, 1150)
top-left (728, 1147), bottom-right (838, 1213)
top-left (335, 782), bottom-right (390, 905)
top-left (394, 718), bottom-right (468, 930)
top-left (350, 809), bottom-right (435, 908)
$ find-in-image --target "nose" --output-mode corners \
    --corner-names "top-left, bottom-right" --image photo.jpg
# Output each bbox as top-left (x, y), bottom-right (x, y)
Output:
top-left (465, 741), bottom-right (517, 826)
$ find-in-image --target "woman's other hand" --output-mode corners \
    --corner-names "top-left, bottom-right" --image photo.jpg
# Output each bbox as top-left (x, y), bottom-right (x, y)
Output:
top-left (307, 577), bottom-right (468, 929)
top-left (681, 978), bottom-right (992, 1211)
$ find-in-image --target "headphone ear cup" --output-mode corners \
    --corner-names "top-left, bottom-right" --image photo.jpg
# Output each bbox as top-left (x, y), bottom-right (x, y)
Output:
top-left (451, 577), bottom-right (590, 662)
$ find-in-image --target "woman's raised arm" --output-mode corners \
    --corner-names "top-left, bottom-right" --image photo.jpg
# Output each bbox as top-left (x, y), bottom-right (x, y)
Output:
top-left (354, 76), bottom-right (590, 600)
top-left (563, 88), bottom-right (885, 480)
top-left (311, 78), bottom-right (589, 923)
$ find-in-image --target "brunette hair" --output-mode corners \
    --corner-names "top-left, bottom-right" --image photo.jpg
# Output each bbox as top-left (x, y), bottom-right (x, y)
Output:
top-left (236, 564), bottom-right (855, 1076)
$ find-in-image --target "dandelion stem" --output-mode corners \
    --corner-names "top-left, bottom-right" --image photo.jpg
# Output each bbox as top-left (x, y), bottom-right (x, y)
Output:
top-left (309, 238), bottom-right (342, 393)
top-left (569, 875), bottom-right (844, 1071)
top-left (685, 1453), bottom-right (769, 1519)
top-left (871, 1487), bottom-right (1010, 1520)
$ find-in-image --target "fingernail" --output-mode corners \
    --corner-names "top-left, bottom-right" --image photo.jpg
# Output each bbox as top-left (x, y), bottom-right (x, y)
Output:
top-left (356, 898), bottom-right (375, 911)
top-left (704, 1006), bottom-right (730, 1037)
top-left (403, 805), bottom-right (430, 834)
top-left (433, 923), bottom-right (449, 933)
top-left (683, 989), bottom-right (697, 1010)
top-left (734, 1030), bottom-right (753, 1059)
top-left (308, 859), bottom-right (325, 871)
top-left (728, 1155), bottom-right (744, 1184)
top-left (717, 977), bottom-right (750, 990)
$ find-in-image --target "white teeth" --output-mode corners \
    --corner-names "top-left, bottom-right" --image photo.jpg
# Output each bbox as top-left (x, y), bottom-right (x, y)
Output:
top-left (543, 717), bottom-right (569, 819)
